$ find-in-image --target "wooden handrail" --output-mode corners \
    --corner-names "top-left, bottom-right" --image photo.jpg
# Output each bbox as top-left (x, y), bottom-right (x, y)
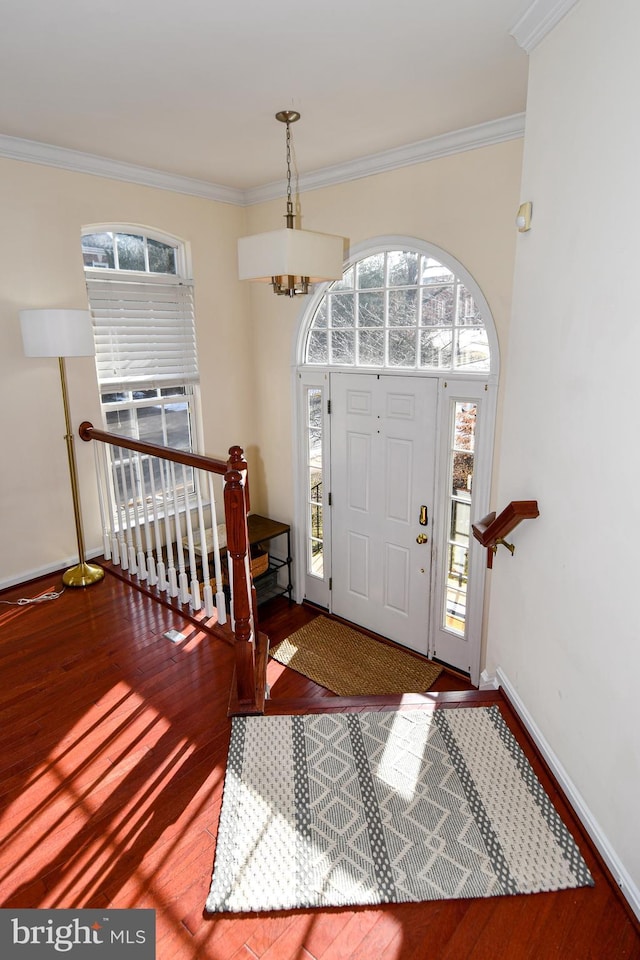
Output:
top-left (79, 421), bottom-right (228, 475)
top-left (472, 500), bottom-right (539, 569)
top-left (79, 420), bottom-right (264, 713)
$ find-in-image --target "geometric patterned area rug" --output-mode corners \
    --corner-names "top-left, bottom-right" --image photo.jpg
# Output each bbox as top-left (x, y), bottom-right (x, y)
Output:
top-left (205, 706), bottom-right (593, 913)
top-left (270, 616), bottom-right (442, 695)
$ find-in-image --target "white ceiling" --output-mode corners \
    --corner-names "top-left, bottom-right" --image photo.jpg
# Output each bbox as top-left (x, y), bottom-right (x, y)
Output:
top-left (1, 0), bottom-right (536, 194)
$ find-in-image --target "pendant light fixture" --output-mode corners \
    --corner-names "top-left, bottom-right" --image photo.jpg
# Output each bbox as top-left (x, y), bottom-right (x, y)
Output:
top-left (237, 110), bottom-right (345, 297)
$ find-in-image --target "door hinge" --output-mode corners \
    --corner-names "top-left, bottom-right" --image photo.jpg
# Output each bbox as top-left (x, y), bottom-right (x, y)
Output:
top-left (329, 577), bottom-right (332, 591)
top-left (328, 491), bottom-right (332, 506)
top-left (327, 399), bottom-right (332, 414)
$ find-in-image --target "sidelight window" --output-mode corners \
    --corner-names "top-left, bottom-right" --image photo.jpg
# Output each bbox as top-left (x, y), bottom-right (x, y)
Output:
top-left (444, 401), bottom-right (477, 635)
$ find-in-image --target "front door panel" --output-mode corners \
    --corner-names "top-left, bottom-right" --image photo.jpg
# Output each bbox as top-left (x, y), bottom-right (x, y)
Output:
top-left (330, 373), bottom-right (438, 654)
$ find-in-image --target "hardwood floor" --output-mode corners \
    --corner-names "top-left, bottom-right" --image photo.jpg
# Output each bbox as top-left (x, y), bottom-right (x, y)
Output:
top-left (0, 570), bottom-right (638, 959)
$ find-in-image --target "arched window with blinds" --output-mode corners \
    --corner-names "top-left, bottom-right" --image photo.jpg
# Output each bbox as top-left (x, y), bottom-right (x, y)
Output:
top-left (81, 226), bottom-right (201, 454)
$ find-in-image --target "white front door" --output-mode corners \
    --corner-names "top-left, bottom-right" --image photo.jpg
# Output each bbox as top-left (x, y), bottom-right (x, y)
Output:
top-left (330, 373), bottom-right (438, 655)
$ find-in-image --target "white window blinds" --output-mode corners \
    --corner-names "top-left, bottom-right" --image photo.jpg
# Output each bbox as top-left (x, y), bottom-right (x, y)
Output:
top-left (85, 273), bottom-right (198, 391)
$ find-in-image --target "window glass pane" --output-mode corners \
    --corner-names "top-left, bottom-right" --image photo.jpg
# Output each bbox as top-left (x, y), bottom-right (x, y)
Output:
top-left (421, 285), bottom-right (455, 325)
top-left (148, 238), bottom-right (177, 274)
top-left (452, 452), bottom-right (474, 497)
top-left (309, 431), bottom-right (322, 468)
top-left (450, 500), bottom-right (471, 544)
top-left (454, 402), bottom-right (477, 452)
top-left (447, 542), bottom-right (468, 586)
top-left (102, 391), bottom-right (128, 404)
top-left (329, 292), bottom-right (355, 328)
top-left (310, 503), bottom-right (323, 558)
top-left (308, 388), bottom-right (323, 429)
top-left (357, 254), bottom-right (385, 289)
top-left (82, 232), bottom-right (115, 269)
top-left (388, 251), bottom-right (419, 286)
top-left (421, 257), bottom-right (454, 285)
top-left (160, 386), bottom-right (187, 398)
top-left (116, 233), bottom-right (145, 271)
top-left (330, 330), bottom-right (355, 365)
top-left (357, 329), bottom-right (385, 366)
top-left (164, 401), bottom-right (191, 450)
top-left (446, 549), bottom-right (468, 633)
top-left (455, 328), bottom-right (490, 371)
top-left (307, 330), bottom-right (328, 364)
top-left (105, 408), bottom-right (134, 436)
top-left (331, 265), bottom-right (354, 291)
top-left (388, 288), bottom-right (418, 326)
top-left (312, 300), bottom-right (328, 329)
top-left (136, 404), bottom-right (166, 445)
top-left (419, 329), bottom-right (453, 368)
top-left (358, 290), bottom-right (384, 327)
top-left (457, 285), bottom-right (482, 324)
top-left (388, 329), bottom-right (416, 367)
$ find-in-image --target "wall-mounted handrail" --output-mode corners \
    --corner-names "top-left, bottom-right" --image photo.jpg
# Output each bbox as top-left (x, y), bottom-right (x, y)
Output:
top-left (79, 421), bottom-right (266, 714)
top-left (472, 500), bottom-right (539, 568)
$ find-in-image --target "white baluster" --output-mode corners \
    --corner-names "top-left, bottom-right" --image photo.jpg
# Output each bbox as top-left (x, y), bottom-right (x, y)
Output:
top-left (209, 473), bottom-right (227, 624)
top-left (93, 441), bottom-right (112, 561)
top-left (137, 452), bottom-right (157, 586)
top-left (148, 456), bottom-right (166, 592)
top-left (103, 444), bottom-right (120, 565)
top-left (195, 471), bottom-right (214, 618)
top-left (171, 461), bottom-right (190, 604)
top-left (128, 454), bottom-right (147, 580)
top-left (116, 448), bottom-right (133, 571)
top-left (159, 458), bottom-right (178, 597)
top-left (182, 464), bottom-right (201, 611)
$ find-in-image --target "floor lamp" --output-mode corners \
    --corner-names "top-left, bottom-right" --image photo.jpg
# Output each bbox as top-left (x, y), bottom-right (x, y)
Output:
top-left (20, 308), bottom-right (105, 588)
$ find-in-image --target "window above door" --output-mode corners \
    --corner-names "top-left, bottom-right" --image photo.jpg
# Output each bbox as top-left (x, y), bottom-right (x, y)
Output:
top-left (302, 242), bottom-right (494, 374)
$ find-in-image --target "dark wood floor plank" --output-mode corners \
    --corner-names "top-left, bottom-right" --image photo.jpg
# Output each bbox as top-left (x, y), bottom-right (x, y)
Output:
top-left (0, 575), bottom-right (638, 960)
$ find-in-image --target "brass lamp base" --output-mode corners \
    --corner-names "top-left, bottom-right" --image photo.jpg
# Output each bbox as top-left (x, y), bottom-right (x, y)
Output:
top-left (62, 562), bottom-right (105, 588)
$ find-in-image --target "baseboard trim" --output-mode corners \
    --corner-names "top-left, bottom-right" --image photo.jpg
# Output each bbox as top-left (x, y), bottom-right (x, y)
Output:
top-left (0, 549), bottom-right (103, 593)
top-left (479, 669), bottom-right (499, 690)
top-left (496, 666), bottom-right (640, 921)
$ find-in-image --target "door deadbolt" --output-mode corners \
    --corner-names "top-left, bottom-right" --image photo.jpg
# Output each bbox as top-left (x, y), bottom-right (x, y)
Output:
top-left (416, 533), bottom-right (429, 544)
top-left (419, 505), bottom-right (428, 526)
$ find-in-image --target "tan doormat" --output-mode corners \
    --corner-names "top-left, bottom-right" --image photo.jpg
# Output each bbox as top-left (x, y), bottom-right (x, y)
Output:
top-left (270, 615), bottom-right (442, 696)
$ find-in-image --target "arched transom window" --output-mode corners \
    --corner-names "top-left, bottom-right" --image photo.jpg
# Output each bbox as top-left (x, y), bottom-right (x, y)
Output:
top-left (304, 248), bottom-right (490, 372)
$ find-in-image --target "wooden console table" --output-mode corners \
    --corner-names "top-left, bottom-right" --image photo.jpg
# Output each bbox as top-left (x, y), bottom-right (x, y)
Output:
top-left (186, 513), bottom-right (293, 604)
top-left (246, 514), bottom-right (293, 604)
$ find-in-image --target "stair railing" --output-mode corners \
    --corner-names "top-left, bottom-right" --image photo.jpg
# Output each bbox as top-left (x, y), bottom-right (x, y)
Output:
top-left (472, 500), bottom-right (540, 568)
top-left (79, 421), bottom-right (266, 714)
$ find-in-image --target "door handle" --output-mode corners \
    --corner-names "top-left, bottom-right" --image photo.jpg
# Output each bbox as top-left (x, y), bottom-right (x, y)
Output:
top-left (419, 505), bottom-right (428, 526)
top-left (416, 533), bottom-right (429, 544)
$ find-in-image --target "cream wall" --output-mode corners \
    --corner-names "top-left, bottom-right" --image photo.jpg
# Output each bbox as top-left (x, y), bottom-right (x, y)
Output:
top-left (0, 158), bottom-right (252, 586)
top-left (1, 139), bottom-right (522, 589)
top-left (244, 139), bottom-right (524, 525)
top-left (485, 0), bottom-right (640, 907)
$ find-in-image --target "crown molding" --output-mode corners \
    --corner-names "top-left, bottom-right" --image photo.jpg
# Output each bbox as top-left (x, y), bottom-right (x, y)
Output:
top-left (0, 112), bottom-right (526, 207)
top-left (0, 133), bottom-right (244, 205)
top-left (510, 0), bottom-right (580, 53)
top-left (244, 113), bottom-right (526, 206)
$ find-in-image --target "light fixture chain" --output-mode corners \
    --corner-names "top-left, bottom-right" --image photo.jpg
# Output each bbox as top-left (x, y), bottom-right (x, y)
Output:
top-left (285, 120), bottom-right (294, 223)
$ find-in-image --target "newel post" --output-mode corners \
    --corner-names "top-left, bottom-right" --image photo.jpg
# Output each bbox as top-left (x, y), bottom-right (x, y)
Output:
top-left (224, 447), bottom-right (258, 709)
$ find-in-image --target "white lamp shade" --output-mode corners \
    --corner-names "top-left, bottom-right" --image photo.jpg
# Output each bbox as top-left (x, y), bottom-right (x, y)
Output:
top-left (238, 227), bottom-right (345, 283)
top-left (20, 309), bottom-right (95, 358)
